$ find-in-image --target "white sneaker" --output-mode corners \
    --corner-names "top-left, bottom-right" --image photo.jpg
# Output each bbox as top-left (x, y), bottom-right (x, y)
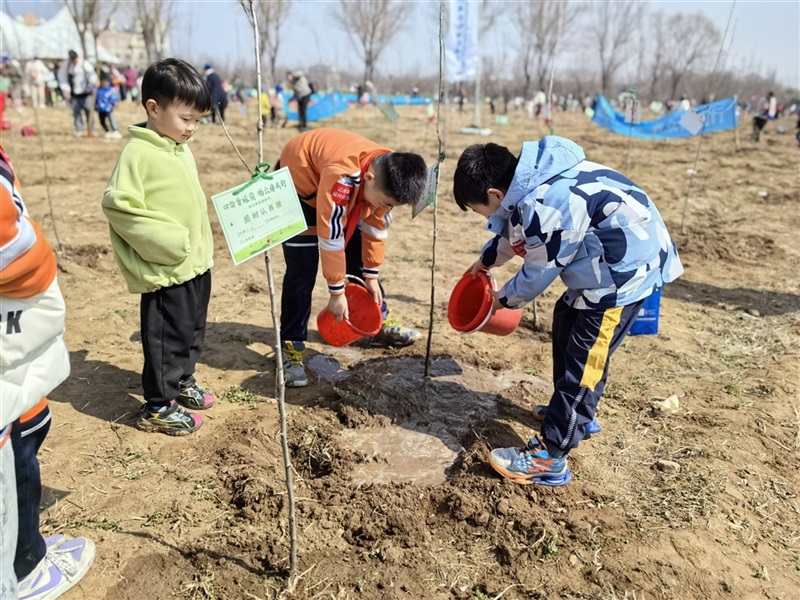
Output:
top-left (17, 536), bottom-right (95, 600)
top-left (110, 131), bottom-right (123, 139)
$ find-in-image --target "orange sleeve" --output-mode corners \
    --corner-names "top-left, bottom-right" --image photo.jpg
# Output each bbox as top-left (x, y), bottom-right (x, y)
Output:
top-left (316, 165), bottom-right (353, 294)
top-left (0, 147), bottom-right (57, 299)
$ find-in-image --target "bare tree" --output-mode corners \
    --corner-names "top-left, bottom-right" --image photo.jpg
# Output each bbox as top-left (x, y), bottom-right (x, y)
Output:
top-left (587, 0), bottom-right (645, 96)
top-left (661, 13), bottom-right (721, 100)
top-left (255, 0), bottom-right (291, 86)
top-left (63, 0), bottom-right (119, 61)
top-left (513, 0), bottom-right (578, 100)
top-left (135, 0), bottom-right (173, 64)
top-left (331, 0), bottom-right (406, 83)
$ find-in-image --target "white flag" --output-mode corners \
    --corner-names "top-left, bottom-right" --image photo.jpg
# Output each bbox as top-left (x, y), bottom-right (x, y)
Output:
top-left (445, 0), bottom-right (479, 82)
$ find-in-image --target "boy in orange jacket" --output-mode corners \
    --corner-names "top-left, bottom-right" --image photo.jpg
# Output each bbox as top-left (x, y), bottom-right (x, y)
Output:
top-left (277, 128), bottom-right (428, 386)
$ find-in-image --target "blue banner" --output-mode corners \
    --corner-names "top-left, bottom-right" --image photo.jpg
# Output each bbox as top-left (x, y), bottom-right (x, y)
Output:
top-left (592, 95), bottom-right (738, 139)
top-left (283, 91), bottom-right (350, 122)
top-left (341, 93), bottom-right (432, 106)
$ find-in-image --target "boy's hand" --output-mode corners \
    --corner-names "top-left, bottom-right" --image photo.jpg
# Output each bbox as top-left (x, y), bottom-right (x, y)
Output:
top-left (328, 294), bottom-right (348, 322)
top-left (364, 278), bottom-right (382, 306)
top-left (487, 288), bottom-right (504, 314)
top-left (468, 259), bottom-right (488, 278)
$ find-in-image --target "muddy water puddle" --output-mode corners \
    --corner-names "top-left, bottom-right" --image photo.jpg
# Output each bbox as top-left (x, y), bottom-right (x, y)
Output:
top-left (337, 356), bottom-right (548, 485)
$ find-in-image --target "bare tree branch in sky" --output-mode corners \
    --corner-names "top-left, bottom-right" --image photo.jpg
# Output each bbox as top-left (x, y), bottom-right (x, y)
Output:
top-left (255, 0), bottom-right (291, 87)
top-left (587, 0), bottom-right (645, 96)
top-left (660, 12), bottom-right (721, 100)
top-left (331, 0), bottom-right (405, 84)
top-left (513, 0), bottom-right (578, 100)
top-left (135, 0), bottom-right (173, 64)
top-left (63, 0), bottom-right (118, 61)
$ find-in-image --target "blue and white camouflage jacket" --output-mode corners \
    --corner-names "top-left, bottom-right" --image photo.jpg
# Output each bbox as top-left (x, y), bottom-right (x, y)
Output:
top-left (481, 136), bottom-right (683, 310)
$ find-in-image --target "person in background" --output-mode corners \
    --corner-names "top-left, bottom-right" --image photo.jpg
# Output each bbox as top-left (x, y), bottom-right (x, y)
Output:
top-left (752, 91), bottom-right (778, 142)
top-left (95, 75), bottom-right (122, 139)
top-left (286, 70), bottom-right (312, 131)
top-left (58, 50), bottom-right (97, 137)
top-left (276, 128), bottom-right (427, 387)
top-left (123, 65), bottom-right (139, 102)
top-left (203, 63), bottom-right (227, 123)
top-left (452, 137), bottom-right (683, 486)
top-left (1, 145), bottom-right (96, 600)
top-left (24, 58), bottom-right (49, 109)
top-left (102, 58), bottom-right (216, 435)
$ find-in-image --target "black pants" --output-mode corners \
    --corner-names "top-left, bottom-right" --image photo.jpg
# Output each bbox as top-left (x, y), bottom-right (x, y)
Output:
top-left (11, 406), bottom-right (51, 579)
top-left (297, 95), bottom-right (310, 129)
top-left (140, 271), bottom-right (211, 409)
top-left (540, 295), bottom-right (644, 457)
top-left (280, 202), bottom-right (387, 343)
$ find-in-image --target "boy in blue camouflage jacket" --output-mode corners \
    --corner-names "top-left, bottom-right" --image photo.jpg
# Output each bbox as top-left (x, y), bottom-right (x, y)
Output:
top-left (453, 136), bottom-right (683, 486)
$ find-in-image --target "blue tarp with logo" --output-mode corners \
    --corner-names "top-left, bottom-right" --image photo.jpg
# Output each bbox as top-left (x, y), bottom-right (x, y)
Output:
top-left (283, 91), bottom-right (350, 122)
top-left (591, 94), bottom-right (738, 139)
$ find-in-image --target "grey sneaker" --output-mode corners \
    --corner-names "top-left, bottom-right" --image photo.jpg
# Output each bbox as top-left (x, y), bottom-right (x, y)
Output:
top-left (282, 341), bottom-right (308, 387)
top-left (17, 535), bottom-right (96, 600)
top-left (370, 316), bottom-right (421, 347)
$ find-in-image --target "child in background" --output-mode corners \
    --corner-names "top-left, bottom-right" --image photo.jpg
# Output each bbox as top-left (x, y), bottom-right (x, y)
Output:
top-left (276, 128), bottom-right (428, 387)
top-left (452, 136), bottom-right (683, 486)
top-left (95, 75), bottom-right (122, 139)
top-left (1, 145), bottom-right (95, 599)
top-left (102, 58), bottom-right (216, 435)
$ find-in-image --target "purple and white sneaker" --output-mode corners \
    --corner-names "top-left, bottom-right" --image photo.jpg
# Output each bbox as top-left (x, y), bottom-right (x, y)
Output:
top-left (17, 535), bottom-right (95, 600)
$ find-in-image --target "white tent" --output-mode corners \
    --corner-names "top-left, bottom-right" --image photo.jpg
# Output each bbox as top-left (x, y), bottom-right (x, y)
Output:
top-left (0, 7), bottom-right (119, 63)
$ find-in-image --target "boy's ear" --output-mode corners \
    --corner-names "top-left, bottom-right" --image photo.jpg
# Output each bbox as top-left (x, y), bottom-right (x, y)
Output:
top-left (487, 188), bottom-right (505, 203)
top-left (144, 98), bottom-right (158, 115)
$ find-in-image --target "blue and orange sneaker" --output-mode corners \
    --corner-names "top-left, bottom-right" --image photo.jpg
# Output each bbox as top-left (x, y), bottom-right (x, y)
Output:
top-left (532, 404), bottom-right (602, 436)
top-left (487, 437), bottom-right (572, 486)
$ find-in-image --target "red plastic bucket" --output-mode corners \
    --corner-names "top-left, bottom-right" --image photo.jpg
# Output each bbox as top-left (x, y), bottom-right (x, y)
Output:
top-left (317, 276), bottom-right (383, 346)
top-left (447, 271), bottom-right (522, 336)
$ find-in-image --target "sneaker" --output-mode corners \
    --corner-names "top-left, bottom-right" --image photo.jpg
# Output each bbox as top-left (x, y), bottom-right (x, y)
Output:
top-left (84, 131), bottom-right (94, 138)
top-left (73, 131), bottom-right (83, 138)
top-left (109, 130), bottom-right (122, 139)
top-left (487, 437), bottom-right (572, 486)
top-left (282, 341), bottom-right (308, 387)
top-left (369, 315), bottom-right (421, 347)
top-left (17, 536), bottom-right (95, 600)
top-left (137, 400), bottom-right (203, 435)
top-left (177, 383), bottom-right (216, 410)
top-left (532, 404), bottom-right (601, 436)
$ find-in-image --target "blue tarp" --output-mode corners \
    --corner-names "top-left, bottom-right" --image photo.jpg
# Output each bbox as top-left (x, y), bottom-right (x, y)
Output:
top-left (592, 94), bottom-right (738, 139)
top-left (283, 91), bottom-right (350, 122)
top-left (342, 94), bottom-right (432, 106)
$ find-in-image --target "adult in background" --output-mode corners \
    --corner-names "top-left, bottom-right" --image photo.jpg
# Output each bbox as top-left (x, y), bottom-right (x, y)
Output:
top-left (58, 50), bottom-right (97, 137)
top-left (123, 65), bottom-right (139, 102)
top-left (203, 63), bottom-right (227, 123)
top-left (752, 91), bottom-right (778, 142)
top-left (25, 58), bottom-right (49, 109)
top-left (286, 70), bottom-right (312, 131)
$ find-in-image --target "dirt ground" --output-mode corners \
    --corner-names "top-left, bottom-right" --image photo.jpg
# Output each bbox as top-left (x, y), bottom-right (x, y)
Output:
top-left (2, 97), bottom-right (799, 600)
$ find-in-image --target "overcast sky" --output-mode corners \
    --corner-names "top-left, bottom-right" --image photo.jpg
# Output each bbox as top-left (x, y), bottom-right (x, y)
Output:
top-left (4, 0), bottom-right (799, 89)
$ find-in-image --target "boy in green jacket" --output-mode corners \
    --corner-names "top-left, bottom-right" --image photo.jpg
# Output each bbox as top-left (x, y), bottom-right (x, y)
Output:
top-left (103, 58), bottom-right (215, 435)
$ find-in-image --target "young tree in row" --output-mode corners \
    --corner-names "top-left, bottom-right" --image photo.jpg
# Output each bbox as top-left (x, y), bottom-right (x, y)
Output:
top-left (332, 0), bottom-right (406, 84)
top-left (587, 0), bottom-right (645, 96)
top-left (255, 0), bottom-right (292, 86)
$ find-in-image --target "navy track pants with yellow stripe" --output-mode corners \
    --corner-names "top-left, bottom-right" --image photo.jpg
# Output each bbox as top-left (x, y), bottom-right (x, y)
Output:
top-left (540, 295), bottom-right (644, 457)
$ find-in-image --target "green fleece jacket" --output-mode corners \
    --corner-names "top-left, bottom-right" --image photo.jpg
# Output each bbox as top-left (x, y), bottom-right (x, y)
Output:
top-left (102, 124), bottom-right (214, 293)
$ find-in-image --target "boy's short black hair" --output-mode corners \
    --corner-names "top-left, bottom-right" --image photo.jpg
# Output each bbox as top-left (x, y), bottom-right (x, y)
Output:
top-left (372, 152), bottom-right (428, 206)
top-left (453, 143), bottom-right (518, 211)
top-left (141, 58), bottom-right (211, 113)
